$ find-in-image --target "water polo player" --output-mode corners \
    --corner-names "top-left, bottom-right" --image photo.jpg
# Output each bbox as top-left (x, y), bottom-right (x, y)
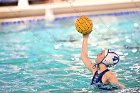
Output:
top-left (75, 16), bottom-right (125, 90)
top-left (81, 34), bottom-right (125, 90)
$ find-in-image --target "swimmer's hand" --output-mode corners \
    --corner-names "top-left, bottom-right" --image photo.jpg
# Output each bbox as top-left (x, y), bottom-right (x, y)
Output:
top-left (110, 82), bottom-right (125, 89)
top-left (83, 33), bottom-right (90, 38)
top-left (118, 83), bottom-right (126, 89)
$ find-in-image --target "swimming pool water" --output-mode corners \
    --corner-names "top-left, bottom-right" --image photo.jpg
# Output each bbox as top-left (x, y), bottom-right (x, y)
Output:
top-left (0, 11), bottom-right (140, 93)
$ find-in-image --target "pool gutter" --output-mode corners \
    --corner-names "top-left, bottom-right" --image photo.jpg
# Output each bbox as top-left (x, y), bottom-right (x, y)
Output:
top-left (0, 0), bottom-right (140, 20)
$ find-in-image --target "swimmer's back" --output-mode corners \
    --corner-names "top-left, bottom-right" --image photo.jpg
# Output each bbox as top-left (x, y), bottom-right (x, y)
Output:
top-left (91, 69), bottom-right (120, 90)
top-left (92, 69), bottom-right (118, 85)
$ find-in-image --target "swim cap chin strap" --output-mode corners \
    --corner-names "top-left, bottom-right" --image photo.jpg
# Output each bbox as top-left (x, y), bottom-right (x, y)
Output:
top-left (96, 49), bottom-right (120, 68)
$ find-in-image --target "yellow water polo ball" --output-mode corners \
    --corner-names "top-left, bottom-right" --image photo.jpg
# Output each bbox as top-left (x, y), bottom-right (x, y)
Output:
top-left (75, 16), bottom-right (93, 35)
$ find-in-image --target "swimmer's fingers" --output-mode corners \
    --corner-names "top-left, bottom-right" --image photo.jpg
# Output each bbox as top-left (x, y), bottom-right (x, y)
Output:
top-left (83, 33), bottom-right (90, 38)
top-left (118, 83), bottom-right (126, 89)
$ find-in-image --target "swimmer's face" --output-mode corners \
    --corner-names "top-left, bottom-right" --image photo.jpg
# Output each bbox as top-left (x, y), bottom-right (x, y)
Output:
top-left (95, 50), bottom-right (105, 63)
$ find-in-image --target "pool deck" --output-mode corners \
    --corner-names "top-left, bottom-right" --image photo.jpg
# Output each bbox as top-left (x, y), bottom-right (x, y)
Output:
top-left (0, 0), bottom-right (140, 21)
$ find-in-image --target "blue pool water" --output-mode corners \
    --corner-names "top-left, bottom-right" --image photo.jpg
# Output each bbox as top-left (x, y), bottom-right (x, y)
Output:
top-left (0, 11), bottom-right (140, 93)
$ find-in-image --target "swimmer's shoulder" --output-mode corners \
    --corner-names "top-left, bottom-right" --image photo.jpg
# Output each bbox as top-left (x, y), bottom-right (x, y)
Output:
top-left (104, 70), bottom-right (116, 79)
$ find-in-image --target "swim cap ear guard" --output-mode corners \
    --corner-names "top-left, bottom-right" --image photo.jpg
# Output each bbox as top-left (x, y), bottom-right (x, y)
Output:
top-left (97, 49), bottom-right (120, 68)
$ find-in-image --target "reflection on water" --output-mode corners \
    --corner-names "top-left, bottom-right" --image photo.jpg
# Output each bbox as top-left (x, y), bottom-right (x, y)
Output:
top-left (0, 11), bottom-right (140, 93)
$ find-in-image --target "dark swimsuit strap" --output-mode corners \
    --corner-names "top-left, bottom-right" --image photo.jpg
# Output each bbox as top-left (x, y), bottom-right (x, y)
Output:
top-left (91, 69), bottom-right (109, 85)
top-left (98, 69), bottom-right (109, 83)
top-left (91, 69), bottom-right (119, 90)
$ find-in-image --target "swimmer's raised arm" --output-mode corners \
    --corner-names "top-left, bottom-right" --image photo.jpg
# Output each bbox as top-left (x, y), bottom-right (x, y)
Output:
top-left (81, 34), bottom-right (97, 73)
